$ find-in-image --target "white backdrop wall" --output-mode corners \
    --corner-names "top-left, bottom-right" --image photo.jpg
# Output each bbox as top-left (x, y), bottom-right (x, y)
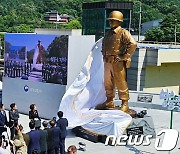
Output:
top-left (3, 78), bottom-right (66, 119)
top-left (67, 35), bottom-right (95, 88)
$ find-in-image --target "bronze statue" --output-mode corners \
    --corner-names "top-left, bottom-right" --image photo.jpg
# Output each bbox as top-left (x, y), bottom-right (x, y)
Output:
top-left (95, 11), bottom-right (137, 116)
top-left (36, 40), bottom-right (44, 64)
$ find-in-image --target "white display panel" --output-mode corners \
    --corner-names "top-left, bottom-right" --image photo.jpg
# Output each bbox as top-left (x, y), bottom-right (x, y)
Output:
top-left (2, 33), bottom-right (95, 119)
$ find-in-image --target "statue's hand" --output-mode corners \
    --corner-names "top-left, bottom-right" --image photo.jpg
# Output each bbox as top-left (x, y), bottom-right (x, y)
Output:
top-left (114, 56), bottom-right (121, 62)
top-left (121, 53), bottom-right (131, 61)
top-left (125, 58), bottom-right (131, 68)
top-left (114, 53), bottom-right (131, 64)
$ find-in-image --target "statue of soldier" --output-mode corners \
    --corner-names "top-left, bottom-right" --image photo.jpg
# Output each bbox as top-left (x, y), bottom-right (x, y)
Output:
top-left (37, 40), bottom-right (44, 64)
top-left (95, 11), bottom-right (137, 115)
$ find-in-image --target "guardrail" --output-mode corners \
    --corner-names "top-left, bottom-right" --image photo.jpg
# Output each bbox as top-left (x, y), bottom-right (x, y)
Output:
top-left (138, 41), bottom-right (180, 45)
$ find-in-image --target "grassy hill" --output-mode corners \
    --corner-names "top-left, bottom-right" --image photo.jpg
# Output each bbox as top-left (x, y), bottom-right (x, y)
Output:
top-left (0, 0), bottom-right (179, 33)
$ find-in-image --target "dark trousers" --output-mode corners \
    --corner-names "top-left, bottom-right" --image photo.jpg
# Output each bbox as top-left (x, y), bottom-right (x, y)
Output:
top-left (10, 126), bottom-right (15, 140)
top-left (54, 145), bottom-right (60, 154)
top-left (60, 138), bottom-right (65, 154)
top-left (47, 149), bottom-right (54, 154)
top-left (0, 127), bottom-right (7, 135)
top-left (10, 121), bottom-right (18, 140)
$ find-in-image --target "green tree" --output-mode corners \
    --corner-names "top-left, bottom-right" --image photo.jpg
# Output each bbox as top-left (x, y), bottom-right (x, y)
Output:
top-left (0, 0), bottom-right (180, 35)
top-left (8, 24), bottom-right (33, 33)
top-left (66, 20), bottom-right (82, 29)
top-left (0, 33), bottom-right (4, 57)
top-left (145, 28), bottom-right (164, 42)
top-left (47, 36), bottom-right (68, 58)
top-left (145, 13), bottom-right (180, 42)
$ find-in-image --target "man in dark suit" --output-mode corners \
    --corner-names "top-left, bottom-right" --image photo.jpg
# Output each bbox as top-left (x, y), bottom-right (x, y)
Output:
top-left (0, 104), bottom-right (8, 136)
top-left (40, 121), bottom-right (48, 154)
top-left (56, 111), bottom-right (68, 154)
top-left (43, 121), bottom-right (54, 154)
top-left (28, 120), bottom-right (41, 154)
top-left (9, 103), bottom-right (19, 140)
top-left (49, 120), bottom-right (61, 154)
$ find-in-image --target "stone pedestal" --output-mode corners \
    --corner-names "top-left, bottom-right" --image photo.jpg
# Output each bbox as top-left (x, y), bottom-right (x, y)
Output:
top-left (126, 115), bottom-right (156, 138)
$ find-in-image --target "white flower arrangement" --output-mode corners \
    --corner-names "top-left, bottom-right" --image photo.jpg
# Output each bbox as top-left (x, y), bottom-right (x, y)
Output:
top-left (160, 89), bottom-right (180, 111)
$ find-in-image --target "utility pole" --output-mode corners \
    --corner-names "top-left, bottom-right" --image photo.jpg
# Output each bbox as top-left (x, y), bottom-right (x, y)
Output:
top-left (0, 38), bottom-right (2, 58)
top-left (138, 1), bottom-right (142, 42)
top-left (175, 19), bottom-right (177, 45)
top-left (129, 9), bottom-right (132, 32)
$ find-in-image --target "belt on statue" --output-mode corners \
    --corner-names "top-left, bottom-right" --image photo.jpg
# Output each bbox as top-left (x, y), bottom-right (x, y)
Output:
top-left (103, 55), bottom-right (123, 63)
top-left (103, 55), bottom-right (115, 63)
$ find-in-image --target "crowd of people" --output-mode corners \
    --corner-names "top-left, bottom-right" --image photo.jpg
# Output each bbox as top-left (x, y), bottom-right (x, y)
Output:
top-left (0, 103), bottom-right (77, 154)
top-left (42, 63), bottom-right (67, 85)
top-left (4, 61), bottom-right (32, 78)
top-left (4, 57), bottom-right (68, 85)
top-left (42, 57), bottom-right (67, 85)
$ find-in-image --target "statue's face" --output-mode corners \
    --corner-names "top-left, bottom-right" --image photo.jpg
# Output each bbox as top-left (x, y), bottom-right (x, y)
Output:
top-left (109, 19), bottom-right (120, 28)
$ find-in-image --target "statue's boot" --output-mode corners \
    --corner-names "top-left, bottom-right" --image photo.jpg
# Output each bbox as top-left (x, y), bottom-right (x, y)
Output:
top-left (95, 98), bottom-right (115, 110)
top-left (120, 100), bottom-right (129, 112)
top-left (120, 100), bottom-right (136, 118)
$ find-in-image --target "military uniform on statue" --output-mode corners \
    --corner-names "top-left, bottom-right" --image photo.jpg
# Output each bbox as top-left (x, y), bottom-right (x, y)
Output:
top-left (95, 11), bottom-right (137, 117)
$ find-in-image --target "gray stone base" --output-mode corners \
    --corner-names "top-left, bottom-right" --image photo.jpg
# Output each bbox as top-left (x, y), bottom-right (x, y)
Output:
top-left (126, 115), bottom-right (156, 138)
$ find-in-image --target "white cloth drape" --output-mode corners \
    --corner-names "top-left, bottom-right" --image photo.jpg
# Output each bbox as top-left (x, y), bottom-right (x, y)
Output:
top-left (59, 38), bottom-right (132, 136)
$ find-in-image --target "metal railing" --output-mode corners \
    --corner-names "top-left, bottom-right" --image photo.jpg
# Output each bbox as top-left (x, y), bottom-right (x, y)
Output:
top-left (138, 40), bottom-right (180, 45)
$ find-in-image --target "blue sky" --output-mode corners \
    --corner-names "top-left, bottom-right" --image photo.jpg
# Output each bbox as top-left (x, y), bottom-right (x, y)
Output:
top-left (5, 33), bottom-right (61, 51)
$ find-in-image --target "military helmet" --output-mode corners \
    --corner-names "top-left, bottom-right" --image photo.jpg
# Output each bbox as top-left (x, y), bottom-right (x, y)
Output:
top-left (107, 11), bottom-right (123, 22)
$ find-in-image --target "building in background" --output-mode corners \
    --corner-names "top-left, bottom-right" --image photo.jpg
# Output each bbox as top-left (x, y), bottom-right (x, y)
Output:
top-left (82, 1), bottom-right (133, 40)
top-left (141, 19), bottom-right (162, 35)
top-left (44, 10), bottom-right (70, 24)
top-left (127, 43), bottom-right (180, 94)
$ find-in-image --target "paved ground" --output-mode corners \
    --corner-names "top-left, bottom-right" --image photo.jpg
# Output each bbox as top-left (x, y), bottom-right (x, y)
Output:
top-left (5, 107), bottom-right (180, 154)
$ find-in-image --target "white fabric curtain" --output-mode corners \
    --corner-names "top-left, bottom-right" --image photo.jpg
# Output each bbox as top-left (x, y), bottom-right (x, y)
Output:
top-left (58, 39), bottom-right (132, 136)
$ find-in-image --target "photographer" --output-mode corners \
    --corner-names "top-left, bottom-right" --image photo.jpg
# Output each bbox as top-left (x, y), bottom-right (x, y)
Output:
top-left (13, 125), bottom-right (27, 154)
top-left (9, 103), bottom-right (19, 140)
